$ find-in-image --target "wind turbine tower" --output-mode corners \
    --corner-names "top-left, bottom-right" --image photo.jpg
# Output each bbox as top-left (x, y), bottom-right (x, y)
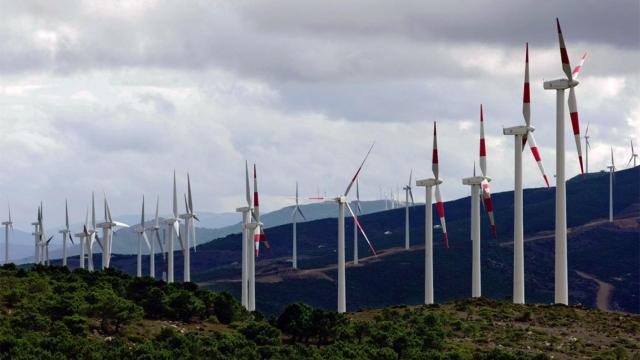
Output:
top-left (416, 122), bottom-right (449, 304)
top-left (236, 161), bottom-right (252, 309)
top-left (164, 171), bottom-right (181, 283)
top-left (543, 19), bottom-right (587, 305)
top-left (290, 181), bottom-right (306, 269)
top-left (608, 148), bottom-right (615, 222)
top-left (403, 170), bottom-right (415, 250)
top-left (59, 200), bottom-right (73, 266)
top-left (2, 205), bottom-right (12, 264)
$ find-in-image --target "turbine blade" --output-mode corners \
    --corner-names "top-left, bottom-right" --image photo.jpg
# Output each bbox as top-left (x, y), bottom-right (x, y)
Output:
top-left (344, 142), bottom-right (375, 197)
top-left (187, 173), bottom-right (194, 214)
top-left (155, 229), bottom-right (164, 254)
top-left (409, 188), bottom-right (415, 206)
top-left (140, 195), bottom-right (145, 226)
top-left (523, 43), bottom-right (531, 128)
top-left (556, 18), bottom-right (573, 81)
top-left (479, 105), bottom-right (487, 176)
top-left (345, 202), bottom-right (376, 256)
top-left (253, 164), bottom-right (260, 220)
top-left (571, 52), bottom-right (587, 80)
top-left (297, 206), bottom-right (306, 220)
top-left (585, 121), bottom-right (590, 136)
top-left (245, 161), bottom-right (252, 207)
top-left (434, 183), bottom-right (449, 248)
top-left (154, 196), bottom-right (160, 228)
top-left (568, 87), bottom-right (584, 174)
top-left (480, 179), bottom-right (497, 238)
top-left (432, 122), bottom-right (439, 179)
top-left (91, 192), bottom-right (96, 229)
top-left (65, 199), bottom-right (69, 230)
top-left (172, 170), bottom-right (178, 218)
top-left (526, 133), bottom-right (550, 187)
top-left (142, 231), bottom-right (151, 250)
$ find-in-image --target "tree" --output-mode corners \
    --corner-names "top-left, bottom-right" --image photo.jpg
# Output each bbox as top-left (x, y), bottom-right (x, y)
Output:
top-left (276, 302), bottom-right (313, 343)
top-left (88, 288), bottom-right (143, 334)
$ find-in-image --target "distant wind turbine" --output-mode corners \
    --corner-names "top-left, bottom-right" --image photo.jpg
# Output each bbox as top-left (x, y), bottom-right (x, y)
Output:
top-left (334, 143), bottom-right (377, 313)
top-left (134, 196), bottom-right (152, 277)
top-left (584, 122), bottom-right (591, 173)
top-left (2, 204), bottom-right (13, 264)
top-left (236, 161), bottom-right (252, 309)
top-left (608, 147), bottom-right (616, 222)
top-left (150, 196), bottom-right (164, 278)
top-left (403, 170), bottom-right (415, 250)
top-left (290, 181), bottom-right (306, 269)
top-left (59, 199), bottom-right (74, 267)
top-left (97, 193), bottom-right (129, 269)
top-left (164, 171), bottom-right (181, 283)
top-left (627, 140), bottom-right (637, 168)
top-left (353, 179), bottom-right (362, 265)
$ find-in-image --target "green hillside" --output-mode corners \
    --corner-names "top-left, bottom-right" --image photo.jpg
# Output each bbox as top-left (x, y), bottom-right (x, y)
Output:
top-left (0, 265), bottom-right (638, 359)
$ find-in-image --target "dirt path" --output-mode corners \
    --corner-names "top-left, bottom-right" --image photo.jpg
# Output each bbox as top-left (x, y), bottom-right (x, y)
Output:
top-left (575, 270), bottom-right (614, 311)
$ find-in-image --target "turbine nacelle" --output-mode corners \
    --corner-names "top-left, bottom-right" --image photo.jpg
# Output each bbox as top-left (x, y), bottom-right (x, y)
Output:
top-left (462, 176), bottom-right (490, 186)
top-left (503, 125), bottom-right (535, 136)
top-left (415, 178), bottom-right (442, 187)
top-left (543, 78), bottom-right (579, 90)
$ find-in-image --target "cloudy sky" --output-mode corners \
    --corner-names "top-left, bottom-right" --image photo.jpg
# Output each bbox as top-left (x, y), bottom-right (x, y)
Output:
top-left (0, 0), bottom-right (638, 232)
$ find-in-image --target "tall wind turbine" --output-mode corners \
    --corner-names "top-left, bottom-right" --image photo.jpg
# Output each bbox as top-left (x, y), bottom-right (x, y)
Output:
top-left (236, 161), bottom-right (252, 309)
top-left (334, 143), bottom-right (377, 313)
top-left (179, 173), bottom-right (198, 282)
top-left (74, 207), bottom-right (88, 270)
top-left (290, 181), bottom-right (306, 269)
top-left (462, 106), bottom-right (494, 298)
top-left (84, 193), bottom-right (100, 271)
top-left (584, 122), bottom-right (591, 173)
top-left (32, 206), bottom-right (41, 264)
top-left (2, 205), bottom-right (13, 264)
top-left (164, 171), bottom-right (181, 283)
top-left (59, 200), bottom-right (74, 267)
top-left (245, 164), bottom-right (267, 311)
top-left (353, 179), bottom-right (363, 265)
top-left (627, 140), bottom-right (638, 168)
top-left (97, 194), bottom-right (129, 269)
top-left (608, 147), bottom-right (616, 222)
top-left (252, 164), bottom-right (269, 257)
top-left (416, 122), bottom-right (449, 304)
top-left (403, 170), bottom-right (415, 250)
top-left (149, 196), bottom-right (164, 278)
top-left (134, 196), bottom-right (152, 277)
top-left (543, 18), bottom-right (587, 305)
top-left (502, 43), bottom-right (550, 304)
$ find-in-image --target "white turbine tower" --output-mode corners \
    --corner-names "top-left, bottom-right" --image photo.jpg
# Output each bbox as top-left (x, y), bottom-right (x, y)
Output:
top-left (149, 196), bottom-right (164, 278)
top-left (462, 106), bottom-right (495, 298)
top-left (416, 122), bottom-right (449, 305)
top-left (59, 200), bottom-right (74, 267)
top-left (543, 19), bottom-right (587, 305)
top-left (84, 193), bottom-right (100, 272)
top-left (353, 179), bottom-right (363, 265)
top-left (608, 147), bottom-right (616, 223)
top-left (97, 194), bottom-right (129, 269)
top-left (245, 164), bottom-right (267, 311)
top-left (164, 171), bottom-right (181, 283)
top-left (627, 140), bottom-right (638, 168)
top-left (236, 161), bottom-right (252, 309)
top-left (179, 174), bottom-right (198, 282)
top-left (134, 196), bottom-right (152, 277)
top-left (2, 205), bottom-right (13, 264)
top-left (503, 43), bottom-right (551, 304)
top-left (32, 206), bottom-right (41, 264)
top-left (291, 181), bottom-right (306, 269)
top-left (403, 170), bottom-right (415, 250)
top-left (334, 143), bottom-right (377, 313)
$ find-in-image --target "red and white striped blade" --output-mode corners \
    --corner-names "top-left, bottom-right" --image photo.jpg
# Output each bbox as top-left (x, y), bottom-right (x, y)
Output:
top-left (572, 52), bottom-right (587, 80)
top-left (523, 43), bottom-right (531, 127)
top-left (479, 105), bottom-right (487, 176)
top-left (434, 183), bottom-right (449, 248)
top-left (556, 18), bottom-right (573, 81)
top-left (254, 226), bottom-right (269, 257)
top-left (345, 202), bottom-right (376, 256)
top-left (344, 142), bottom-right (375, 197)
top-left (481, 179), bottom-right (497, 238)
top-left (526, 132), bottom-right (550, 187)
top-left (432, 122), bottom-right (439, 179)
top-left (253, 164), bottom-right (260, 218)
top-left (568, 87), bottom-right (585, 174)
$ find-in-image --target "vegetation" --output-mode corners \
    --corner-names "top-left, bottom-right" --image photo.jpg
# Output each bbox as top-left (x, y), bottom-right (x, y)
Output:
top-left (0, 265), bottom-right (638, 359)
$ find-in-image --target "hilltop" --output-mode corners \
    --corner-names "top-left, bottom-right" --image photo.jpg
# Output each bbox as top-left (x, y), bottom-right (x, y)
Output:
top-left (0, 266), bottom-right (638, 359)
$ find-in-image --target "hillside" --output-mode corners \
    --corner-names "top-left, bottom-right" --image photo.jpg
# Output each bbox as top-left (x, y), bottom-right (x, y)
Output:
top-left (0, 266), bottom-right (638, 359)
top-left (50, 167), bottom-right (640, 314)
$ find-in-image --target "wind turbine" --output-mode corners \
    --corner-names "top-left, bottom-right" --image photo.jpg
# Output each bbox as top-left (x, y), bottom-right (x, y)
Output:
top-left (584, 122), bottom-right (591, 173)
top-left (84, 193), bottom-right (100, 272)
top-left (149, 195), bottom-right (164, 278)
top-left (416, 122), bottom-right (449, 305)
top-left (74, 207), bottom-right (88, 270)
top-left (236, 161), bottom-right (252, 309)
top-left (608, 147), bottom-right (616, 222)
top-left (403, 170), bottom-right (415, 250)
top-left (2, 205), bottom-right (13, 264)
top-left (32, 206), bottom-right (41, 264)
top-left (252, 164), bottom-right (269, 257)
top-left (134, 196), bottom-right (152, 277)
top-left (502, 43), bottom-right (550, 304)
top-left (164, 171), bottom-right (181, 283)
top-left (334, 143), bottom-right (377, 313)
top-left (462, 105), bottom-right (495, 298)
top-left (627, 140), bottom-right (638, 167)
top-left (179, 173), bottom-right (198, 282)
top-left (244, 164), bottom-right (267, 311)
top-left (59, 199), bottom-right (74, 267)
top-left (290, 181), bottom-right (306, 269)
top-left (543, 18), bottom-right (587, 305)
top-left (97, 193), bottom-right (129, 269)
top-left (353, 179), bottom-right (363, 265)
